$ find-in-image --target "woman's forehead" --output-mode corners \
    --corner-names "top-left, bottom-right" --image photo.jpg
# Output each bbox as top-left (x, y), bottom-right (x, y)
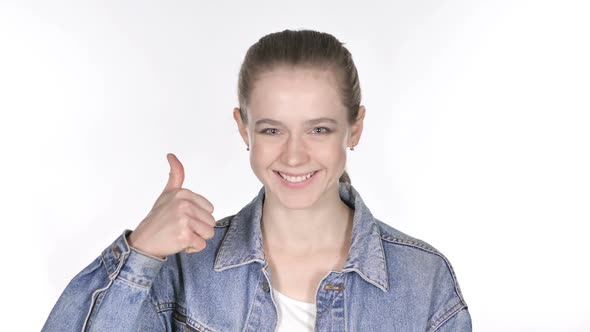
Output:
top-left (248, 67), bottom-right (346, 121)
top-left (255, 65), bottom-right (338, 83)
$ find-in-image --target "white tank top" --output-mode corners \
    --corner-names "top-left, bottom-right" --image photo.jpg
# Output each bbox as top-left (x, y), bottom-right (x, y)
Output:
top-left (272, 288), bottom-right (316, 331)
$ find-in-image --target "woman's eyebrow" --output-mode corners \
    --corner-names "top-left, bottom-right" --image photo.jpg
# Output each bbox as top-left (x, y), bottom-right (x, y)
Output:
top-left (254, 117), bottom-right (338, 126)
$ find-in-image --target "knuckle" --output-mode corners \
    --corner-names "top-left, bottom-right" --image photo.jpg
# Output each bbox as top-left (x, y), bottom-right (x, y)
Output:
top-left (176, 199), bottom-right (191, 211)
top-left (176, 216), bottom-right (189, 227)
top-left (194, 238), bottom-right (206, 250)
top-left (173, 188), bottom-right (187, 198)
top-left (177, 229), bottom-right (191, 243)
top-left (202, 227), bottom-right (215, 240)
top-left (199, 201), bottom-right (213, 213)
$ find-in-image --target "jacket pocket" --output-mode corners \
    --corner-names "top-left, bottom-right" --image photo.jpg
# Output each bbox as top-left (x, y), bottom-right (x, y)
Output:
top-left (172, 309), bottom-right (214, 332)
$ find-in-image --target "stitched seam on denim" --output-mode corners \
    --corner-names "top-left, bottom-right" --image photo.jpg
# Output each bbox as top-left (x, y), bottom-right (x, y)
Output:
top-left (117, 255), bottom-right (158, 287)
top-left (185, 312), bottom-right (215, 332)
top-left (315, 273), bottom-right (346, 317)
top-left (107, 251), bottom-right (128, 280)
top-left (100, 248), bottom-right (114, 276)
top-left (185, 311), bottom-right (214, 331)
top-left (115, 275), bottom-right (152, 289)
top-left (267, 273), bottom-right (280, 329)
top-left (83, 252), bottom-right (123, 331)
top-left (311, 270), bottom-right (332, 319)
top-left (155, 301), bottom-right (176, 312)
top-left (343, 278), bottom-right (348, 332)
top-left (213, 219), bottom-right (240, 269)
top-left (381, 237), bottom-right (466, 303)
top-left (380, 235), bottom-right (438, 252)
top-left (82, 279), bottom-right (112, 332)
top-left (99, 254), bottom-right (108, 275)
top-left (323, 289), bottom-right (341, 317)
top-left (211, 216), bottom-right (235, 270)
top-left (147, 291), bottom-right (167, 331)
top-left (376, 225), bottom-right (389, 291)
top-left (130, 246), bottom-right (166, 262)
top-left (162, 303), bottom-right (215, 332)
top-left (214, 258), bottom-right (264, 272)
top-left (101, 240), bottom-right (129, 278)
top-left (243, 270), bottom-right (264, 331)
top-left (340, 268), bottom-right (387, 292)
top-left (170, 305), bottom-right (190, 330)
top-left (427, 302), bottom-right (466, 332)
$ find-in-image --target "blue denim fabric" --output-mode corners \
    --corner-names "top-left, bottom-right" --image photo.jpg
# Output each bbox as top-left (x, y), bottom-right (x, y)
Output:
top-left (43, 182), bottom-right (471, 331)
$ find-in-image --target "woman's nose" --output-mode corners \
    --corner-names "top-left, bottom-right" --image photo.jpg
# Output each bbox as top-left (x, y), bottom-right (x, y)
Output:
top-left (280, 135), bottom-right (309, 166)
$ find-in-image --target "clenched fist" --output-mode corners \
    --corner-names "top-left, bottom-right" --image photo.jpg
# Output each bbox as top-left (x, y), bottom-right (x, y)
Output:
top-left (127, 153), bottom-right (216, 259)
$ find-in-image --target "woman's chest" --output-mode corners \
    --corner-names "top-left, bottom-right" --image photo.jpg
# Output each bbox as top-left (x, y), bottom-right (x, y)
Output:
top-left (151, 263), bottom-right (430, 332)
top-left (265, 248), bottom-right (348, 303)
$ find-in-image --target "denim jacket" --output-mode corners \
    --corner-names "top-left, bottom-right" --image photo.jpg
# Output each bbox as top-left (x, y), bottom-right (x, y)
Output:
top-left (43, 182), bottom-right (471, 331)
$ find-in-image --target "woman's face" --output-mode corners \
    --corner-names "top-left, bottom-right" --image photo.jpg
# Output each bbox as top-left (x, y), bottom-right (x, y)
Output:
top-left (233, 66), bottom-right (365, 210)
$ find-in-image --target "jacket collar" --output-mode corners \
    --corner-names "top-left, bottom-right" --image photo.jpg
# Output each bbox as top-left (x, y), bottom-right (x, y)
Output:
top-left (213, 182), bottom-right (389, 292)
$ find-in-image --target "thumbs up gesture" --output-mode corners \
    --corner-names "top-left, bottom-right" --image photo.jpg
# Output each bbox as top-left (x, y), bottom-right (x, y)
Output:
top-left (127, 153), bottom-right (216, 259)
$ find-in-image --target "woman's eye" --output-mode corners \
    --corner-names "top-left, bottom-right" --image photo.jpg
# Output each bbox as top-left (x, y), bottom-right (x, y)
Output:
top-left (260, 127), bottom-right (331, 135)
top-left (261, 128), bottom-right (280, 135)
top-left (312, 127), bottom-right (331, 134)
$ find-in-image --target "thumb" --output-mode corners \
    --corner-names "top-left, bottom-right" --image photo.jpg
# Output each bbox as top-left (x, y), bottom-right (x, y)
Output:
top-left (163, 153), bottom-right (185, 192)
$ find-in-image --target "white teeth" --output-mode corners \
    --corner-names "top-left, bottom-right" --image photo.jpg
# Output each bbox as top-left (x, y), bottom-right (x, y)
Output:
top-left (278, 171), bottom-right (316, 183)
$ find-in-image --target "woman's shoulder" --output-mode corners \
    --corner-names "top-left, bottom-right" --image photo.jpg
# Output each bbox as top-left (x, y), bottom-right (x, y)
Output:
top-left (374, 218), bottom-right (441, 254)
top-left (373, 218), bottom-right (458, 274)
top-left (373, 218), bottom-right (468, 302)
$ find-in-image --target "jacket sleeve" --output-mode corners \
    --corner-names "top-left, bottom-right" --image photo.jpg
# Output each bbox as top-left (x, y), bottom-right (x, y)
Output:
top-left (433, 308), bottom-right (472, 331)
top-left (42, 230), bottom-right (167, 332)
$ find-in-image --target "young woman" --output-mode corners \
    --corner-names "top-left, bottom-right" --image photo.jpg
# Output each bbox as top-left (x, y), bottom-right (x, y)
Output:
top-left (43, 30), bottom-right (471, 331)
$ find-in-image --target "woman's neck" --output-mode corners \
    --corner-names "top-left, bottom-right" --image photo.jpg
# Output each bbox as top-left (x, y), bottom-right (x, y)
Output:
top-left (261, 192), bottom-right (354, 254)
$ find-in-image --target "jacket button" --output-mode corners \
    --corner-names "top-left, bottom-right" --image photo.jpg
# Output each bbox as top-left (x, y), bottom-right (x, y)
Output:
top-left (324, 284), bottom-right (345, 291)
top-left (261, 281), bottom-right (270, 293)
top-left (111, 246), bottom-right (121, 259)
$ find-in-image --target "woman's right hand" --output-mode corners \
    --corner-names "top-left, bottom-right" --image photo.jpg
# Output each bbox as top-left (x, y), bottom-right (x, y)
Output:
top-left (127, 153), bottom-right (216, 259)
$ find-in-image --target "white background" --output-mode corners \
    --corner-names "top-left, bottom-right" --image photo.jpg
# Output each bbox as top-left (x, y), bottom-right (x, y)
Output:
top-left (1, 1), bottom-right (589, 331)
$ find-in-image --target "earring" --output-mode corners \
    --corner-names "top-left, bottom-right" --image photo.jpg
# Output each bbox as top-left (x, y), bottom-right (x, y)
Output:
top-left (349, 146), bottom-right (355, 151)
top-left (246, 146), bottom-right (250, 151)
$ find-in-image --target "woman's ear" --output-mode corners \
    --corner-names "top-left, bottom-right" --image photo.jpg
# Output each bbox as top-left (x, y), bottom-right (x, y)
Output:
top-left (233, 107), bottom-right (250, 146)
top-left (349, 105), bottom-right (366, 147)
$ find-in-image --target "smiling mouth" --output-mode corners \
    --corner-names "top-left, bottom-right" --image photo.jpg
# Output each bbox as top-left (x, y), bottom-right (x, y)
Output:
top-left (274, 170), bottom-right (318, 183)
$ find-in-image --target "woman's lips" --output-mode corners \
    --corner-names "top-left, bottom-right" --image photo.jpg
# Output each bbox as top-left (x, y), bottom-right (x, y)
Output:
top-left (275, 170), bottom-right (317, 177)
top-left (274, 170), bottom-right (319, 187)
